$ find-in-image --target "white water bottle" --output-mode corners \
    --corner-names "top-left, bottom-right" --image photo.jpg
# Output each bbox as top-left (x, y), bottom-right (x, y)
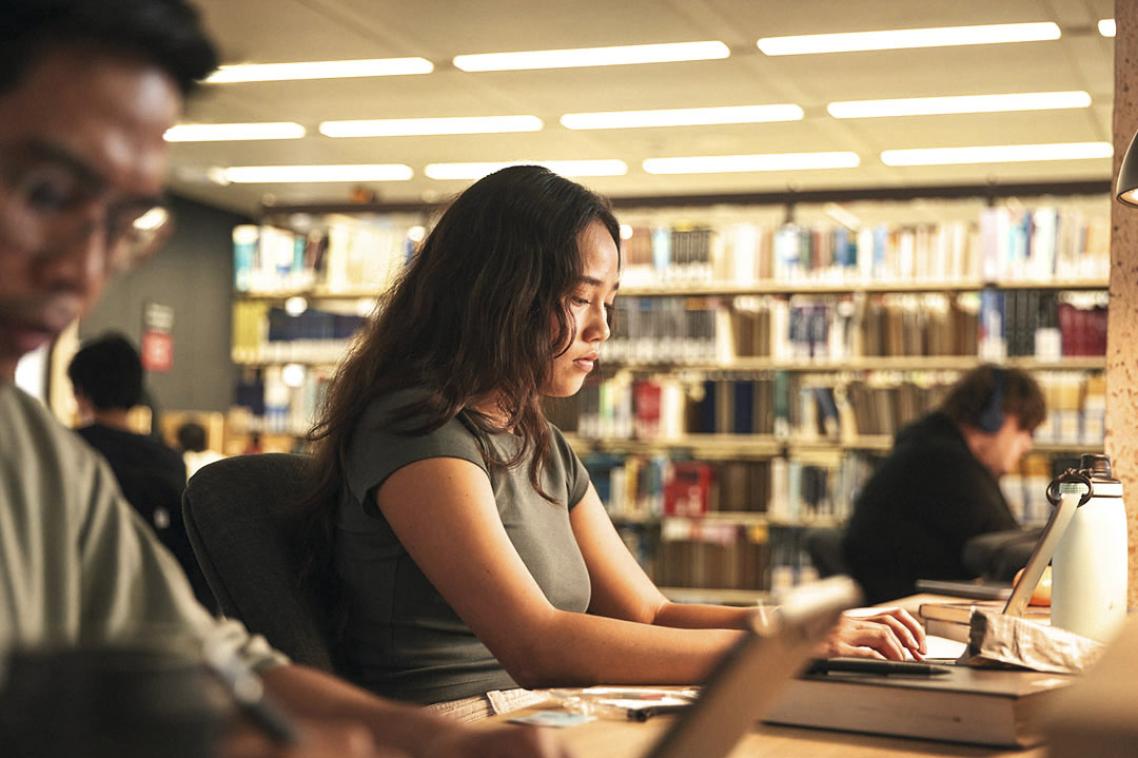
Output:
top-left (1049, 454), bottom-right (1129, 643)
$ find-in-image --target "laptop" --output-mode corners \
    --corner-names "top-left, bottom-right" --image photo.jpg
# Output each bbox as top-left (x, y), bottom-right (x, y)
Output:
top-left (643, 575), bottom-right (862, 758)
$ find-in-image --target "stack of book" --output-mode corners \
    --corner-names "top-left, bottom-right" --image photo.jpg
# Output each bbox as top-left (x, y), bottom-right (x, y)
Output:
top-left (918, 599), bottom-right (1049, 643)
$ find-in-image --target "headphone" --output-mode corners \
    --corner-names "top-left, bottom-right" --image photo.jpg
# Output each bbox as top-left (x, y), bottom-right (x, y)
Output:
top-left (976, 367), bottom-right (1006, 434)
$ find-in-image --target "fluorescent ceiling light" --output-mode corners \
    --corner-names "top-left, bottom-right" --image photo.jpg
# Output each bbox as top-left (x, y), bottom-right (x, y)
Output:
top-left (561, 104), bottom-right (803, 130)
top-left (642, 152), bottom-right (860, 175)
top-left (320, 115), bottom-right (542, 137)
top-left (164, 122), bottom-right (306, 142)
top-left (1099, 19), bottom-right (1116, 37)
top-left (757, 22), bottom-right (1060, 56)
top-left (880, 141), bottom-right (1113, 166)
top-left (206, 57), bottom-right (433, 83)
top-left (453, 40), bottom-right (729, 72)
top-left (827, 90), bottom-right (1091, 119)
top-left (424, 160), bottom-right (628, 181)
top-left (209, 164), bottom-right (414, 184)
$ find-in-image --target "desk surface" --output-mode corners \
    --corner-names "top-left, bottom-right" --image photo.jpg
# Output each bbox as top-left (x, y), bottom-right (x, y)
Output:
top-left (499, 593), bottom-right (1047, 757)
top-left (504, 706), bottom-right (1044, 757)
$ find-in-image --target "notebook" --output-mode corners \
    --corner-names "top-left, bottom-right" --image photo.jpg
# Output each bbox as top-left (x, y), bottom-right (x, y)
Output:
top-left (643, 575), bottom-right (861, 758)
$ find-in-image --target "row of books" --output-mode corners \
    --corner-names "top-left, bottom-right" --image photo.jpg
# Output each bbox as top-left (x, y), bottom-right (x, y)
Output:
top-left (654, 521), bottom-right (771, 590)
top-left (583, 451), bottom-right (871, 524)
top-left (232, 219), bottom-right (412, 295)
top-left (1002, 453), bottom-right (1060, 528)
top-left (559, 369), bottom-right (1105, 446)
top-left (602, 289), bottom-right (1101, 366)
top-left (645, 520), bottom-right (824, 591)
top-left (978, 289), bottom-right (1108, 360)
top-left (231, 301), bottom-right (365, 364)
top-left (618, 206), bottom-right (1108, 287)
top-left (232, 366), bottom-right (331, 437)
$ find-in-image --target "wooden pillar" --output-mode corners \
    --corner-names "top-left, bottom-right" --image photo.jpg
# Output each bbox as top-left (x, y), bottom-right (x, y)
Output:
top-left (1109, 0), bottom-right (1138, 609)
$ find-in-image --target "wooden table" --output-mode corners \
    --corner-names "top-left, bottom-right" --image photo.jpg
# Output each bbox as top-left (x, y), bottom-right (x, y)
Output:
top-left (499, 705), bottom-right (1044, 757)
top-left (492, 592), bottom-right (1053, 756)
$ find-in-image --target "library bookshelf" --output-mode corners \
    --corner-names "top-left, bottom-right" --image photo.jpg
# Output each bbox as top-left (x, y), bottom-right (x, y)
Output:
top-left (228, 183), bottom-right (1111, 599)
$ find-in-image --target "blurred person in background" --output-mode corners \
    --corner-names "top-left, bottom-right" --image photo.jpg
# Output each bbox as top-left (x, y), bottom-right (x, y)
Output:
top-left (178, 419), bottom-right (226, 479)
top-left (842, 365), bottom-right (1045, 604)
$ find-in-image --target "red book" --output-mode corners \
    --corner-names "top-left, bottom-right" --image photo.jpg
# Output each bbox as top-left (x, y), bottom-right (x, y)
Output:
top-left (633, 379), bottom-right (662, 440)
top-left (665, 462), bottom-right (712, 517)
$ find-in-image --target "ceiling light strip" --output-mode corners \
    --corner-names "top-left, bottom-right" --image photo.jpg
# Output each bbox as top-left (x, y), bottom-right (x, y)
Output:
top-left (425, 160), bottom-right (628, 180)
top-left (827, 90), bottom-right (1091, 119)
top-left (210, 164), bottom-right (414, 184)
top-left (757, 22), bottom-right (1060, 56)
top-left (165, 122), bottom-right (306, 142)
top-left (320, 115), bottom-right (543, 137)
top-left (642, 152), bottom-right (860, 174)
top-left (453, 40), bottom-right (729, 72)
top-left (561, 104), bottom-right (803, 130)
top-left (880, 142), bottom-right (1113, 166)
top-left (206, 57), bottom-right (434, 83)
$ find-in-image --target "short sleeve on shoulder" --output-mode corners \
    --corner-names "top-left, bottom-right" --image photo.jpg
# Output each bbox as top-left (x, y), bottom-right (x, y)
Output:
top-left (548, 423), bottom-right (589, 509)
top-left (343, 392), bottom-right (488, 517)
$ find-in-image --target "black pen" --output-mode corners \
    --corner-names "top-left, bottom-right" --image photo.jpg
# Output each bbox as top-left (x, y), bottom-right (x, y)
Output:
top-left (805, 658), bottom-right (952, 677)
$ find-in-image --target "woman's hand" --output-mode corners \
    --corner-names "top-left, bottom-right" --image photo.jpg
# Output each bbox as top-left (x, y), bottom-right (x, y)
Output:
top-left (820, 607), bottom-right (926, 661)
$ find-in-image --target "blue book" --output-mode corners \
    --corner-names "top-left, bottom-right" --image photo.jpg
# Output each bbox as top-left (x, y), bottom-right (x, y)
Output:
top-left (733, 380), bottom-right (755, 434)
top-left (694, 379), bottom-right (717, 434)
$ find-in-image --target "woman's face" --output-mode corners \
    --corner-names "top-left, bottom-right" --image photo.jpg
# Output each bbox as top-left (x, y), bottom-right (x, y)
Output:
top-left (544, 219), bottom-right (620, 398)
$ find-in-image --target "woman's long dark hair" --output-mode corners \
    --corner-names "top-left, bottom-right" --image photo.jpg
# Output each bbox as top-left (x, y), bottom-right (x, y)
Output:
top-left (304, 165), bottom-right (620, 574)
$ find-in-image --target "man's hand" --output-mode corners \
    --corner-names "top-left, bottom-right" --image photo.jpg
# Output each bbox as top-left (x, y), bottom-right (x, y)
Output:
top-left (821, 607), bottom-right (926, 661)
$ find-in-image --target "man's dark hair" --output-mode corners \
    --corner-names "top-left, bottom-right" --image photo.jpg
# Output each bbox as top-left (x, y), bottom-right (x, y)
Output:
top-left (1, 0), bottom-right (218, 96)
top-left (176, 421), bottom-right (207, 452)
top-left (68, 333), bottom-right (144, 411)
top-left (941, 364), bottom-right (1047, 433)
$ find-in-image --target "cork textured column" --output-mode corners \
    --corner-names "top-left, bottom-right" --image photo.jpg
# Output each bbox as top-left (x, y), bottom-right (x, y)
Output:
top-left (1109, 0), bottom-right (1138, 609)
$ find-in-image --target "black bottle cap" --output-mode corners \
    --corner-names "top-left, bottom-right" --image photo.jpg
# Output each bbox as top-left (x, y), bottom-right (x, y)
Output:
top-left (1080, 454), bottom-right (1113, 479)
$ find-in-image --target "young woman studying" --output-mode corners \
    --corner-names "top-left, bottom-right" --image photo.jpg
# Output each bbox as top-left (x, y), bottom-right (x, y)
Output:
top-left (307, 166), bottom-right (925, 721)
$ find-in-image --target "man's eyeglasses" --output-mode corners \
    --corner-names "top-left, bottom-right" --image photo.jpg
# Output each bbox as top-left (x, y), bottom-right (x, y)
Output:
top-left (0, 144), bottom-right (173, 274)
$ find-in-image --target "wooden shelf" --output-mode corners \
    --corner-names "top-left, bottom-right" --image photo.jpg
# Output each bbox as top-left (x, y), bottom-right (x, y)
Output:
top-left (571, 433), bottom-right (1102, 458)
top-left (618, 278), bottom-right (1108, 298)
top-left (598, 355), bottom-right (1107, 373)
top-left (609, 511), bottom-right (840, 528)
top-left (235, 288), bottom-right (381, 302)
top-left (235, 278), bottom-right (1108, 303)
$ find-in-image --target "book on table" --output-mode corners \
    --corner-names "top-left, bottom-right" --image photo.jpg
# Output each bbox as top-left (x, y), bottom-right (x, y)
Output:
top-left (918, 599), bottom-right (1050, 625)
top-left (764, 665), bottom-right (1072, 747)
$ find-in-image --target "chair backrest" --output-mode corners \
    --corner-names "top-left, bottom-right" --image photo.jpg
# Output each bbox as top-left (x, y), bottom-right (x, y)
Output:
top-left (182, 453), bottom-right (337, 671)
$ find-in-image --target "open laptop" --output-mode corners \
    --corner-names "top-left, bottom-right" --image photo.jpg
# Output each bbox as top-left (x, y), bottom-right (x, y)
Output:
top-left (643, 575), bottom-right (862, 758)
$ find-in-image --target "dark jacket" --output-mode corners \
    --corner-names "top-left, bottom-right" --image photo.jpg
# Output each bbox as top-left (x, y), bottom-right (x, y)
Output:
top-left (841, 412), bottom-right (1019, 604)
top-left (75, 424), bottom-right (214, 610)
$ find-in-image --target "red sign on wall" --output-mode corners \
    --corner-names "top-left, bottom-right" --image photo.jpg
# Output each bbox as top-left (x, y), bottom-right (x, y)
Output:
top-left (141, 330), bottom-right (173, 373)
top-left (140, 301), bottom-right (174, 373)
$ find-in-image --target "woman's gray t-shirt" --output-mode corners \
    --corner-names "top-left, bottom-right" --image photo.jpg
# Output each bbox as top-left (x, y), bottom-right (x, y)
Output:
top-left (336, 390), bottom-right (591, 704)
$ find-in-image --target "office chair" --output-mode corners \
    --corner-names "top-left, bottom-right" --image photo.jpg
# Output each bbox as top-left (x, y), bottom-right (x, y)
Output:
top-left (182, 453), bottom-right (339, 671)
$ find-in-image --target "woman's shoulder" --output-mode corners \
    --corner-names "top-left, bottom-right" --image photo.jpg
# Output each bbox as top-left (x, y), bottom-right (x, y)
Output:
top-left (349, 388), bottom-right (484, 454)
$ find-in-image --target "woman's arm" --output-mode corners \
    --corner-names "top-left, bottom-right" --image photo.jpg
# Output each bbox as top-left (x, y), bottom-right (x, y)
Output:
top-left (569, 485), bottom-right (754, 630)
top-left (571, 484), bottom-right (926, 658)
top-left (375, 457), bottom-right (744, 688)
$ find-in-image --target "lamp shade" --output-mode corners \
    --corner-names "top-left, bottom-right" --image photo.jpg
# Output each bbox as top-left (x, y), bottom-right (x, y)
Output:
top-left (1116, 130), bottom-right (1138, 205)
